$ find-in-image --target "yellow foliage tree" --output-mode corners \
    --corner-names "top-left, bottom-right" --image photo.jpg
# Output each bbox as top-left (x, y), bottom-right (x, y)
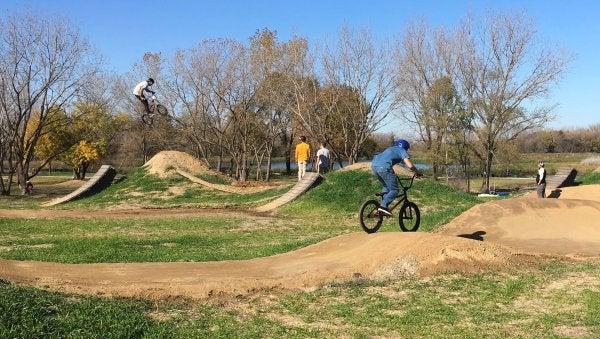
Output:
top-left (62, 140), bottom-right (107, 179)
top-left (59, 102), bottom-right (118, 179)
top-left (29, 108), bottom-right (74, 173)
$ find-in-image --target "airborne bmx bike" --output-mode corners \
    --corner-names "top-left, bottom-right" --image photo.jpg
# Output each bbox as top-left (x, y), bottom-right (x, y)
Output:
top-left (359, 173), bottom-right (421, 233)
top-left (141, 94), bottom-right (169, 126)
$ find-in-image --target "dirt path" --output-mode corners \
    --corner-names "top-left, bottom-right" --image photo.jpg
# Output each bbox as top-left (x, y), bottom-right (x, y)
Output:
top-left (0, 207), bottom-right (271, 219)
top-left (0, 232), bottom-right (520, 299)
top-left (1, 184), bottom-right (598, 300)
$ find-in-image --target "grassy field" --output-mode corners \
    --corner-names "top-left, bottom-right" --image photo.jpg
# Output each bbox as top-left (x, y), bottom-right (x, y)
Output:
top-left (1, 162), bottom-right (599, 337)
top-left (0, 170), bottom-right (483, 263)
top-left (2, 260), bottom-right (599, 338)
top-left (66, 168), bottom-right (292, 209)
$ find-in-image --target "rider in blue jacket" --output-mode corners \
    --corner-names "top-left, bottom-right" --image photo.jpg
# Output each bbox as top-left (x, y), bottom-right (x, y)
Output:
top-left (371, 139), bottom-right (421, 216)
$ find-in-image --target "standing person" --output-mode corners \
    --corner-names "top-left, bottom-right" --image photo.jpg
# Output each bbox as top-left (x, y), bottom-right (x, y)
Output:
top-left (536, 161), bottom-right (546, 198)
top-left (316, 142), bottom-right (330, 174)
top-left (371, 139), bottom-right (421, 216)
top-left (133, 78), bottom-right (155, 113)
top-left (295, 136), bottom-right (311, 181)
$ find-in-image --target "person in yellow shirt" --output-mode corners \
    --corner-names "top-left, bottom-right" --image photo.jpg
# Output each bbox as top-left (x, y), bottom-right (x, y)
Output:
top-left (295, 136), bottom-right (311, 181)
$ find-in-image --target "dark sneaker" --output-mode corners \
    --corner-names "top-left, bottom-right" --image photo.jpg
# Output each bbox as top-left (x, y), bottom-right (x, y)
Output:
top-left (377, 207), bottom-right (392, 217)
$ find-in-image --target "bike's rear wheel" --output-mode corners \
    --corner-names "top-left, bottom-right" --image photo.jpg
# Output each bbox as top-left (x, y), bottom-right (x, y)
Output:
top-left (399, 201), bottom-right (420, 232)
top-left (156, 104), bottom-right (168, 116)
top-left (360, 200), bottom-right (383, 234)
top-left (141, 113), bottom-right (154, 126)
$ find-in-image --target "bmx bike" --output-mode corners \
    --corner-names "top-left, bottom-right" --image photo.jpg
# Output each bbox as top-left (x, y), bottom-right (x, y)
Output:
top-left (359, 173), bottom-right (421, 234)
top-left (141, 94), bottom-right (169, 126)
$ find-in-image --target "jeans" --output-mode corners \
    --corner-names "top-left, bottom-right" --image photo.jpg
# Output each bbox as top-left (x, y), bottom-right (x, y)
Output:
top-left (373, 166), bottom-right (398, 209)
top-left (298, 161), bottom-right (307, 181)
top-left (537, 183), bottom-right (546, 198)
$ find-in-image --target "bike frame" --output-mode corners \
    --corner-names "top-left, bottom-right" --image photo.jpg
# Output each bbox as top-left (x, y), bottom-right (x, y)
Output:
top-left (382, 174), bottom-right (416, 213)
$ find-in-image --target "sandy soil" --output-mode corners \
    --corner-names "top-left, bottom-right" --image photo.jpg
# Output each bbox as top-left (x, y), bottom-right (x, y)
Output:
top-left (0, 232), bottom-right (521, 299)
top-left (144, 150), bottom-right (284, 194)
top-left (439, 197), bottom-right (600, 255)
top-left (522, 184), bottom-right (600, 202)
top-left (144, 150), bottom-right (214, 178)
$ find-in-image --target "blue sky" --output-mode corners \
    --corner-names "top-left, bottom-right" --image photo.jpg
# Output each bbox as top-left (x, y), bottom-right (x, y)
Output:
top-left (1, 0), bottom-right (599, 129)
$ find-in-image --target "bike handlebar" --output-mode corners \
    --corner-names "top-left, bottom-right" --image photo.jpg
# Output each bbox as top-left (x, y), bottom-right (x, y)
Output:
top-left (397, 173), bottom-right (418, 190)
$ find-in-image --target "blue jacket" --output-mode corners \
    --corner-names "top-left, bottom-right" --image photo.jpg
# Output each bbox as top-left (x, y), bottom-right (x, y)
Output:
top-left (371, 146), bottom-right (410, 169)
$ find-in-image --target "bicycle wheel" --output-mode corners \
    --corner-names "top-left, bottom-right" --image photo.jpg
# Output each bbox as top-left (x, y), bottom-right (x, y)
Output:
top-left (141, 113), bottom-right (154, 126)
top-left (399, 201), bottom-right (420, 232)
top-left (360, 200), bottom-right (383, 234)
top-left (156, 104), bottom-right (169, 116)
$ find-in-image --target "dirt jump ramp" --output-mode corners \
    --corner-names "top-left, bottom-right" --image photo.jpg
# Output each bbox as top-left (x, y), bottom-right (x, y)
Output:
top-left (255, 173), bottom-right (322, 212)
top-left (546, 167), bottom-right (577, 189)
top-left (43, 165), bottom-right (117, 206)
top-left (0, 233), bottom-right (516, 300)
top-left (439, 197), bottom-right (600, 256)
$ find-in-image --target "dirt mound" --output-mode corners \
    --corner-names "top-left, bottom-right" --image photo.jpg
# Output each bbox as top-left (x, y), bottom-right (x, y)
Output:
top-left (0, 233), bottom-right (519, 300)
top-left (439, 198), bottom-right (600, 256)
top-left (522, 184), bottom-right (600, 202)
top-left (144, 151), bottom-right (212, 178)
top-left (341, 161), bottom-right (412, 176)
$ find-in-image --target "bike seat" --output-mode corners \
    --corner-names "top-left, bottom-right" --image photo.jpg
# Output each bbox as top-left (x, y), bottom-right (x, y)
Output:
top-left (375, 192), bottom-right (385, 197)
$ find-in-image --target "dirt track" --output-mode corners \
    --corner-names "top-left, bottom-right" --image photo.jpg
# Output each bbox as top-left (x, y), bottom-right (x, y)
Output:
top-left (0, 185), bottom-right (599, 299)
top-left (0, 233), bottom-right (518, 299)
top-left (439, 198), bottom-right (600, 255)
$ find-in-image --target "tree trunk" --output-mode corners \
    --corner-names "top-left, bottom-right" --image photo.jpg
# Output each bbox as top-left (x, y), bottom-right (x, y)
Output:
top-left (81, 162), bottom-right (89, 180)
top-left (17, 162), bottom-right (28, 195)
top-left (217, 147), bottom-right (223, 172)
top-left (240, 151), bottom-right (248, 182)
top-left (483, 149), bottom-right (493, 193)
top-left (266, 149), bottom-right (273, 181)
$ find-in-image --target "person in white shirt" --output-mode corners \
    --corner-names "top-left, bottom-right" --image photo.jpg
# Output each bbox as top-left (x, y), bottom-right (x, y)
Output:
top-left (316, 143), bottom-right (330, 174)
top-left (133, 78), bottom-right (155, 113)
top-left (536, 161), bottom-right (546, 198)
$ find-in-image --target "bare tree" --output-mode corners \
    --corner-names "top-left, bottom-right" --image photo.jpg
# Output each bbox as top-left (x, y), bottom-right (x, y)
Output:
top-left (0, 13), bottom-right (100, 194)
top-left (394, 22), bottom-right (459, 179)
top-left (455, 12), bottom-right (570, 192)
top-left (320, 27), bottom-right (397, 164)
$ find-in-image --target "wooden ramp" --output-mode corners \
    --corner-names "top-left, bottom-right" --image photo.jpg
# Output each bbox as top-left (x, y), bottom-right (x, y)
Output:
top-left (255, 172), bottom-right (322, 212)
top-left (546, 167), bottom-right (577, 189)
top-left (43, 165), bottom-right (117, 206)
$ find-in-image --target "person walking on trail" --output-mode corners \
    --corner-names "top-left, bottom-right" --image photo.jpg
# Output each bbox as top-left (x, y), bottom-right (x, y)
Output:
top-left (536, 161), bottom-right (547, 198)
top-left (371, 139), bottom-right (422, 217)
top-left (316, 142), bottom-right (330, 174)
top-left (295, 136), bottom-right (311, 181)
top-left (133, 78), bottom-right (155, 113)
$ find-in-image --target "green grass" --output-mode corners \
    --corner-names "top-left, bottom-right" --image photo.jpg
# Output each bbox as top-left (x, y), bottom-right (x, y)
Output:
top-left (2, 260), bottom-right (599, 338)
top-left (580, 171), bottom-right (600, 185)
top-left (0, 170), bottom-right (485, 263)
top-left (0, 216), bottom-right (329, 263)
top-left (65, 168), bottom-right (290, 209)
top-left (282, 170), bottom-right (482, 232)
top-left (198, 173), bottom-right (233, 185)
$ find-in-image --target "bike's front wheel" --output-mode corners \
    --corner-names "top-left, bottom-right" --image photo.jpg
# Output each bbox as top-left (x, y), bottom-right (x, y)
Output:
top-left (359, 200), bottom-right (383, 234)
top-left (155, 104), bottom-right (169, 116)
top-left (399, 201), bottom-right (420, 232)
